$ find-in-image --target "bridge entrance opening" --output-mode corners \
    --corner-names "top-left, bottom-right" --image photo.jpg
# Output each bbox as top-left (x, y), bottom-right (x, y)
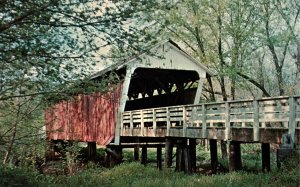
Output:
top-left (125, 68), bottom-right (200, 111)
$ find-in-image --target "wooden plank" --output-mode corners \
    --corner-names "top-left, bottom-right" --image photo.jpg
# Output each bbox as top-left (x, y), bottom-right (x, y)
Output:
top-left (262, 106), bottom-right (290, 113)
top-left (253, 100), bottom-right (260, 141)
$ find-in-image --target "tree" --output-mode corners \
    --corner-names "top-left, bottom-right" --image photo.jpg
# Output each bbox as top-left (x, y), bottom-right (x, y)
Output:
top-left (147, 0), bottom-right (299, 159)
top-left (153, 0), bottom-right (299, 99)
top-left (0, 0), bottom-right (168, 101)
top-left (0, 0), bottom-right (171, 164)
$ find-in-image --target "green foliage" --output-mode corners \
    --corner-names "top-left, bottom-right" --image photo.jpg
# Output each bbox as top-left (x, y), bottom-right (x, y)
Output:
top-left (1, 159), bottom-right (299, 187)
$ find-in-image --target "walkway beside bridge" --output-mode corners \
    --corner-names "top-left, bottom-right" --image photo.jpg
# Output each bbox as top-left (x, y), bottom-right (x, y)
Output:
top-left (121, 95), bottom-right (300, 144)
top-left (118, 95), bottom-right (300, 173)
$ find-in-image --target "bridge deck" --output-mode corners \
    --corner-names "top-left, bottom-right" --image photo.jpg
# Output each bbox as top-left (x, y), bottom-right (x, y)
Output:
top-left (120, 96), bottom-right (300, 144)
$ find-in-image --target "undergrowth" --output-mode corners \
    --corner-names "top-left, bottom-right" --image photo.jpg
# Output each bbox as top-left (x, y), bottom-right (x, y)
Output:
top-left (1, 146), bottom-right (299, 187)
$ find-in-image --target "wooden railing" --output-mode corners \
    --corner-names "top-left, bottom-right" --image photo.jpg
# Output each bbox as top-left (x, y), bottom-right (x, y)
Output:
top-left (121, 96), bottom-right (300, 142)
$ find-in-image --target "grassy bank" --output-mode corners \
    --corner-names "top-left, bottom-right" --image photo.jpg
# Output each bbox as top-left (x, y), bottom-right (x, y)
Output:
top-left (1, 160), bottom-right (299, 187)
top-left (1, 144), bottom-right (299, 187)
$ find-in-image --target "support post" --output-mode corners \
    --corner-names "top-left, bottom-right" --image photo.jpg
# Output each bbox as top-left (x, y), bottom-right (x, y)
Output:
top-left (130, 111), bottom-right (133, 136)
top-left (166, 108), bottom-right (171, 136)
top-left (201, 104), bottom-right (207, 138)
top-left (183, 145), bottom-right (191, 174)
top-left (153, 109), bottom-right (157, 137)
top-left (115, 68), bottom-right (135, 145)
top-left (210, 139), bottom-right (218, 174)
top-left (134, 146), bottom-right (139, 161)
top-left (176, 139), bottom-right (183, 171)
top-left (288, 97), bottom-right (296, 145)
top-left (176, 138), bottom-right (191, 173)
top-left (225, 102), bottom-right (230, 141)
top-left (157, 146), bottom-right (162, 170)
top-left (87, 142), bottom-right (96, 162)
top-left (262, 143), bottom-right (271, 172)
top-left (141, 110), bottom-right (144, 136)
top-left (253, 100), bottom-right (260, 141)
top-left (229, 141), bottom-right (242, 171)
top-left (165, 138), bottom-right (173, 168)
top-left (189, 139), bottom-right (197, 172)
top-left (141, 146), bottom-right (147, 165)
top-left (183, 106), bottom-right (187, 137)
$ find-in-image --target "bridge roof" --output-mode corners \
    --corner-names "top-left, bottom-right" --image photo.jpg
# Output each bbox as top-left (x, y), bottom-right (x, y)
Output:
top-left (91, 39), bottom-right (215, 80)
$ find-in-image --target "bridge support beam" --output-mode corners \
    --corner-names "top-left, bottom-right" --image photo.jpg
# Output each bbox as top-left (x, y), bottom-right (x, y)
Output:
top-left (165, 138), bottom-right (174, 168)
top-left (262, 143), bottom-right (271, 172)
top-left (229, 141), bottom-right (242, 171)
top-left (210, 139), bottom-right (218, 174)
top-left (141, 146), bottom-right (147, 165)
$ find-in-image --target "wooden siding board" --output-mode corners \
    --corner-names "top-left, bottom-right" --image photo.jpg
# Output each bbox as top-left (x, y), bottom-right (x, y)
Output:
top-left (45, 84), bottom-right (122, 145)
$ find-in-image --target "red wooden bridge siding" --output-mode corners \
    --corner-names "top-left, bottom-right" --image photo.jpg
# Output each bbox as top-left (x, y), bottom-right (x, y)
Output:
top-left (45, 85), bottom-right (122, 145)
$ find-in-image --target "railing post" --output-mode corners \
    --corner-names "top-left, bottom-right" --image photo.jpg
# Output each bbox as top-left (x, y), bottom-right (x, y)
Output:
top-left (253, 100), bottom-right (260, 141)
top-left (225, 102), bottom-right (230, 141)
top-left (130, 111), bottom-right (133, 136)
top-left (202, 104), bottom-right (207, 138)
top-left (141, 110), bottom-right (144, 136)
top-left (288, 97), bottom-right (296, 145)
top-left (120, 113), bottom-right (124, 136)
top-left (166, 108), bottom-right (170, 136)
top-left (183, 106), bottom-right (187, 137)
top-left (153, 109), bottom-right (157, 137)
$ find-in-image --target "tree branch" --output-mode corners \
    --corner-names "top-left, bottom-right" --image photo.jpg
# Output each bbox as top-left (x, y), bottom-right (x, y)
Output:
top-left (0, 4), bottom-right (50, 32)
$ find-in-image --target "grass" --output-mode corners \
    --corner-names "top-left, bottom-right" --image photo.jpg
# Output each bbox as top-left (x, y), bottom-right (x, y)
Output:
top-left (1, 144), bottom-right (299, 187)
top-left (1, 161), bottom-right (299, 187)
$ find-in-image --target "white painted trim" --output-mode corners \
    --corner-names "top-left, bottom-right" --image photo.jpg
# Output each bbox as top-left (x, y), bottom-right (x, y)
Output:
top-left (114, 67), bottom-right (136, 145)
top-left (193, 77), bottom-right (205, 104)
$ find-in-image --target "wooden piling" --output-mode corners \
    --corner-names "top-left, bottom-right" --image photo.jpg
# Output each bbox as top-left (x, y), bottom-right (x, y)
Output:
top-left (262, 143), bottom-right (270, 172)
top-left (175, 138), bottom-right (192, 173)
top-left (176, 139), bottom-right (183, 171)
top-left (134, 146), bottom-right (139, 161)
top-left (189, 139), bottom-right (197, 172)
top-left (165, 138), bottom-right (174, 167)
top-left (141, 146), bottom-right (147, 165)
top-left (210, 139), bottom-right (218, 174)
top-left (157, 146), bottom-right (162, 170)
top-left (183, 146), bottom-right (191, 174)
top-left (229, 141), bottom-right (242, 171)
top-left (87, 142), bottom-right (96, 161)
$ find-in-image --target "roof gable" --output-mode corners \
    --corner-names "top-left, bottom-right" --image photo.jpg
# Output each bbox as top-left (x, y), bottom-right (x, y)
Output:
top-left (91, 40), bottom-right (214, 79)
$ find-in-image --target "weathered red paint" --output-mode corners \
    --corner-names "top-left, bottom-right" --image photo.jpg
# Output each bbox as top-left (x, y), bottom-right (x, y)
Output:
top-left (45, 85), bottom-right (122, 145)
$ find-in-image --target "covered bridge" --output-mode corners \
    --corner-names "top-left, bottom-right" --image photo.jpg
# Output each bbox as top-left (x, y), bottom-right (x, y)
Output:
top-left (45, 40), bottom-right (213, 147)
